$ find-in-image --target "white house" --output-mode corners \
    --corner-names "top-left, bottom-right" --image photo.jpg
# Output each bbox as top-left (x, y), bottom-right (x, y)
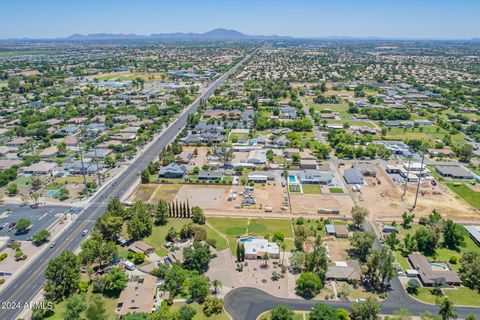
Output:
top-left (243, 238), bottom-right (280, 259)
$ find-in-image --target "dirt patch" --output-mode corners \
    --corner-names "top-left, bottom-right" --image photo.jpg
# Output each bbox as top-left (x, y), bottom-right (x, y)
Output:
top-left (289, 193), bottom-right (354, 215)
top-left (324, 236), bottom-right (352, 261)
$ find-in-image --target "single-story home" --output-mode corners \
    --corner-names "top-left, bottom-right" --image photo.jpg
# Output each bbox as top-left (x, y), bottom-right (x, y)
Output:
top-left (243, 238), bottom-right (280, 260)
top-left (407, 252), bottom-right (462, 286)
top-left (21, 161), bottom-right (57, 175)
top-left (334, 225), bottom-right (349, 238)
top-left (247, 149), bottom-right (267, 164)
top-left (299, 170), bottom-right (334, 185)
top-left (344, 168), bottom-right (364, 185)
top-left (326, 260), bottom-right (361, 281)
top-left (158, 163), bottom-right (187, 179)
top-left (435, 166), bottom-right (473, 180)
top-left (353, 162), bottom-right (377, 177)
top-left (248, 171), bottom-right (276, 183)
top-left (115, 274), bottom-right (157, 316)
top-left (198, 170), bottom-right (223, 180)
top-left (300, 159), bottom-right (318, 170)
top-left (128, 241), bottom-right (155, 255)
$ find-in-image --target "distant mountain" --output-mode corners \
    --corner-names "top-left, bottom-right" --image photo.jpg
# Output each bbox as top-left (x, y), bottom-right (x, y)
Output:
top-left (65, 28), bottom-right (290, 41)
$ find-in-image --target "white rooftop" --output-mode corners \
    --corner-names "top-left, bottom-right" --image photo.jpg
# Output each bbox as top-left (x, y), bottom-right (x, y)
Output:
top-left (244, 238), bottom-right (279, 255)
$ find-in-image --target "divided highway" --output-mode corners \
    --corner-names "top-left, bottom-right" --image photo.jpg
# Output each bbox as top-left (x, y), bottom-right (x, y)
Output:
top-left (0, 51), bottom-right (253, 320)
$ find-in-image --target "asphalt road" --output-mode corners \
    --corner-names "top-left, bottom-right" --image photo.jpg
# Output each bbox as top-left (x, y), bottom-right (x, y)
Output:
top-left (0, 51), bottom-right (254, 320)
top-left (0, 205), bottom-right (76, 241)
top-left (224, 286), bottom-right (480, 320)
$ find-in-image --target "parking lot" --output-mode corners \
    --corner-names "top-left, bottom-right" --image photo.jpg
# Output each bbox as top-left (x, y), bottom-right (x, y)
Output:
top-left (0, 204), bottom-right (76, 241)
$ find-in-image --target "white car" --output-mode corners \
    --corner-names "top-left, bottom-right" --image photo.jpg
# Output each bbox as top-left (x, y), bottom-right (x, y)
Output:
top-left (81, 229), bottom-right (89, 236)
top-left (355, 298), bottom-right (366, 303)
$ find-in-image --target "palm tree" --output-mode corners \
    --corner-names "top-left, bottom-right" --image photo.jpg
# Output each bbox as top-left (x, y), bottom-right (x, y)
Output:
top-left (211, 279), bottom-right (222, 294)
top-left (263, 252), bottom-right (269, 268)
top-left (281, 242), bottom-right (286, 266)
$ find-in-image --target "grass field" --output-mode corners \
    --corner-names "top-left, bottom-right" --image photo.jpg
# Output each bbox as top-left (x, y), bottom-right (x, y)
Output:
top-left (150, 184), bottom-right (182, 202)
top-left (444, 182), bottom-right (480, 209)
top-left (171, 302), bottom-right (229, 320)
top-left (410, 287), bottom-right (480, 306)
top-left (329, 187), bottom-right (344, 193)
top-left (56, 176), bottom-right (95, 184)
top-left (45, 289), bottom-right (119, 320)
top-left (248, 219), bottom-right (294, 239)
top-left (141, 219), bottom-right (228, 256)
top-left (302, 184), bottom-right (321, 194)
top-left (207, 217), bottom-right (249, 254)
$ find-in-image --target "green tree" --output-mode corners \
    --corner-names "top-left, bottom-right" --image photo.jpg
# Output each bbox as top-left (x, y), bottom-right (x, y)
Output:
top-left (191, 206), bottom-right (206, 224)
top-left (211, 279), bottom-right (222, 294)
top-left (15, 218), bottom-right (31, 233)
top-left (414, 227), bottom-right (437, 255)
top-left (290, 251), bottom-right (306, 272)
top-left (127, 205), bottom-right (153, 240)
top-left (270, 305), bottom-right (294, 320)
top-left (402, 212), bottom-right (415, 229)
top-left (155, 199), bottom-right (169, 226)
top-left (177, 305), bottom-right (197, 320)
top-left (32, 229), bottom-right (51, 245)
top-left (309, 303), bottom-right (339, 320)
top-left (7, 183), bottom-right (18, 195)
top-left (442, 220), bottom-right (464, 249)
top-left (183, 242), bottom-right (211, 273)
top-left (95, 212), bottom-right (123, 240)
top-left (437, 297), bottom-right (456, 320)
top-left (140, 169), bottom-right (150, 184)
top-left (365, 246), bottom-right (395, 291)
top-left (458, 252), bottom-right (480, 291)
top-left (385, 231), bottom-right (400, 250)
top-left (351, 206), bottom-right (368, 227)
top-left (105, 267), bottom-right (128, 291)
top-left (63, 294), bottom-right (87, 320)
top-left (203, 296), bottom-right (224, 316)
top-left (185, 274), bottom-right (210, 303)
top-left (85, 294), bottom-right (107, 320)
top-left (350, 297), bottom-right (380, 320)
top-left (350, 231), bottom-right (375, 261)
top-left (44, 251), bottom-right (80, 300)
top-left (295, 272), bottom-right (322, 298)
top-left (164, 264), bottom-right (188, 297)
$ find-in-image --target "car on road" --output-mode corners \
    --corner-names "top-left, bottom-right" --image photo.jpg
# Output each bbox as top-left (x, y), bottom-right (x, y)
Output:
top-left (30, 204), bottom-right (39, 209)
top-left (81, 229), bottom-right (89, 236)
top-left (355, 298), bottom-right (366, 302)
top-left (49, 242), bottom-right (56, 248)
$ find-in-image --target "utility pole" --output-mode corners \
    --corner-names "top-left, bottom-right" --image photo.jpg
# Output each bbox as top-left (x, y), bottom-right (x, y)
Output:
top-left (77, 128), bottom-right (89, 196)
top-left (412, 151), bottom-right (425, 210)
top-left (93, 141), bottom-right (102, 187)
top-left (402, 158), bottom-right (412, 199)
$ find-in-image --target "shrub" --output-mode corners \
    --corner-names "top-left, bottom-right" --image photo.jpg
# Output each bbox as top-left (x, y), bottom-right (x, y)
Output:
top-left (205, 238), bottom-right (217, 248)
top-left (449, 256), bottom-right (458, 264)
top-left (0, 253), bottom-right (7, 261)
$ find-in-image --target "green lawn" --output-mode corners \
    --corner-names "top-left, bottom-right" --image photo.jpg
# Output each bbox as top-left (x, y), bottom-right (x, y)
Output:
top-left (444, 183), bottom-right (480, 209)
top-left (248, 219), bottom-right (294, 239)
top-left (207, 217), bottom-right (249, 254)
top-left (45, 290), bottom-right (119, 319)
top-left (302, 184), bottom-right (321, 194)
top-left (12, 176), bottom-right (32, 189)
top-left (171, 302), bottom-right (229, 320)
top-left (410, 287), bottom-right (480, 306)
top-left (395, 251), bottom-right (410, 271)
top-left (329, 187), bottom-right (344, 194)
top-left (141, 219), bottom-right (227, 256)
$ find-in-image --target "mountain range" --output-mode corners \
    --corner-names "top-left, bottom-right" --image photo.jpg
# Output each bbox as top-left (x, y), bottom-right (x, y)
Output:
top-left (65, 28), bottom-right (290, 41)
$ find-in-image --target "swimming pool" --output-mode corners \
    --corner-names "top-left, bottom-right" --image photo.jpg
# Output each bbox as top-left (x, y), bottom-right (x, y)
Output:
top-left (431, 263), bottom-right (449, 271)
top-left (239, 236), bottom-right (256, 243)
top-left (288, 175), bottom-right (298, 184)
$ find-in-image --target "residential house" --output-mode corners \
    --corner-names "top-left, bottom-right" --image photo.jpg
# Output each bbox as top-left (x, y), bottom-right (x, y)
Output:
top-left (326, 260), bottom-right (361, 281)
top-left (344, 168), bottom-right (364, 185)
top-left (115, 274), bottom-right (157, 316)
top-left (158, 163), bottom-right (187, 179)
top-left (408, 252), bottom-right (462, 286)
top-left (242, 238), bottom-right (280, 259)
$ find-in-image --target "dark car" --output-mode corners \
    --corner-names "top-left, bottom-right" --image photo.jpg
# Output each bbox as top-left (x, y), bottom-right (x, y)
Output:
top-left (431, 180), bottom-right (437, 186)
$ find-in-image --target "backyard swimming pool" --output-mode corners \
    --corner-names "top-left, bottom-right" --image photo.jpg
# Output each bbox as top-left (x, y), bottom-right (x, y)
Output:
top-left (288, 175), bottom-right (299, 184)
top-left (239, 236), bottom-right (256, 243)
top-left (431, 262), bottom-right (449, 271)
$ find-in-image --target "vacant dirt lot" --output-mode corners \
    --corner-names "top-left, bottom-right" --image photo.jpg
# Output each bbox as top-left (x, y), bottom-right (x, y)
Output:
top-left (289, 192), bottom-right (354, 216)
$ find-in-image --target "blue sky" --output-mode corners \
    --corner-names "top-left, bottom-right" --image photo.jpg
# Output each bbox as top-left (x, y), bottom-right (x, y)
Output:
top-left (1, 0), bottom-right (479, 39)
